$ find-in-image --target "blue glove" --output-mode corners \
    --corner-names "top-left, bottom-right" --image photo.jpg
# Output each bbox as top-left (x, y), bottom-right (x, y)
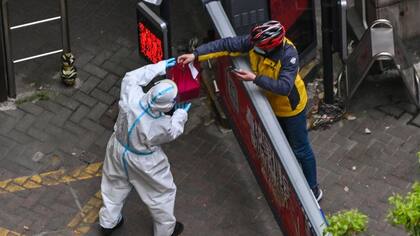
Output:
top-left (174, 102), bottom-right (191, 112)
top-left (165, 58), bottom-right (176, 68)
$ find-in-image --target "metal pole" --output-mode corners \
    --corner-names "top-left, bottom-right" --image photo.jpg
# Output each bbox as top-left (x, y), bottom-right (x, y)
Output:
top-left (0, 1), bottom-right (7, 102)
top-left (321, 0), bottom-right (334, 104)
top-left (2, 0), bottom-right (15, 98)
top-left (160, 0), bottom-right (171, 58)
top-left (59, 0), bottom-right (70, 53)
top-left (59, 0), bottom-right (77, 86)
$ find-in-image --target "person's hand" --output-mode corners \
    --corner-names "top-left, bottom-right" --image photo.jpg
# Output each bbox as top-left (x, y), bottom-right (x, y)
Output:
top-left (175, 102), bottom-right (192, 112)
top-left (177, 54), bottom-right (195, 65)
top-left (231, 69), bottom-right (257, 81)
top-left (165, 58), bottom-right (176, 68)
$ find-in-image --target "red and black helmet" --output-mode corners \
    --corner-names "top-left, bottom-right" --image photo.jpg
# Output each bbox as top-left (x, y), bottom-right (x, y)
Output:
top-left (250, 20), bottom-right (285, 50)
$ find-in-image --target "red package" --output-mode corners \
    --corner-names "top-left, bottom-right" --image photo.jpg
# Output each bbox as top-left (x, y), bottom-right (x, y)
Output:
top-left (167, 62), bottom-right (201, 102)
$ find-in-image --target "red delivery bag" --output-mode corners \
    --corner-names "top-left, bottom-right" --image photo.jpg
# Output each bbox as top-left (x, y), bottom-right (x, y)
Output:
top-left (167, 62), bottom-right (201, 102)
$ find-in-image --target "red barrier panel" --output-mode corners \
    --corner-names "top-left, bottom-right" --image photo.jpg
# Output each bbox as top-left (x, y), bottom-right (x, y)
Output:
top-left (215, 57), bottom-right (315, 236)
top-left (270, 0), bottom-right (309, 30)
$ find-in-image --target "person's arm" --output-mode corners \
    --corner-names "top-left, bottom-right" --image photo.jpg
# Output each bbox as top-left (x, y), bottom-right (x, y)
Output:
top-left (143, 109), bottom-right (188, 146)
top-left (195, 35), bottom-right (252, 59)
top-left (253, 47), bottom-right (299, 95)
top-left (120, 59), bottom-right (175, 103)
top-left (178, 35), bottom-right (252, 64)
top-left (121, 60), bottom-right (166, 89)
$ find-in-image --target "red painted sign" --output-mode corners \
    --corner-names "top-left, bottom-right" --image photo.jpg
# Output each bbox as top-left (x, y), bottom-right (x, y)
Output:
top-left (138, 22), bottom-right (163, 63)
top-left (270, 0), bottom-right (316, 54)
top-left (269, 0), bottom-right (309, 30)
top-left (215, 57), bottom-right (314, 236)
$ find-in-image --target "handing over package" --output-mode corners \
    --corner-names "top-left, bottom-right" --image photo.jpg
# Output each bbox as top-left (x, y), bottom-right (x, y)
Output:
top-left (167, 62), bottom-right (201, 102)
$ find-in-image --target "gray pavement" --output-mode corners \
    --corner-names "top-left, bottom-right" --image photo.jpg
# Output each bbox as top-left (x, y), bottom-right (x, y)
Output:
top-left (314, 72), bottom-right (420, 235)
top-left (0, 0), bottom-right (419, 236)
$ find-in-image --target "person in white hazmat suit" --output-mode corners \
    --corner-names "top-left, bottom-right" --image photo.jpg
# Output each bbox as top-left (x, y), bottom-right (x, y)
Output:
top-left (99, 58), bottom-right (189, 236)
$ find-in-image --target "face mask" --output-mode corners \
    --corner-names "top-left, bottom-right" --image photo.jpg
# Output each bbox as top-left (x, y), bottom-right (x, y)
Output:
top-left (254, 46), bottom-right (275, 55)
top-left (254, 46), bottom-right (266, 55)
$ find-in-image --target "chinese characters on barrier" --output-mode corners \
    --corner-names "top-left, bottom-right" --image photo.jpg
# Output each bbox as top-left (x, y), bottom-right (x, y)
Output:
top-left (246, 109), bottom-right (291, 207)
top-left (138, 22), bottom-right (163, 63)
top-left (227, 74), bottom-right (239, 114)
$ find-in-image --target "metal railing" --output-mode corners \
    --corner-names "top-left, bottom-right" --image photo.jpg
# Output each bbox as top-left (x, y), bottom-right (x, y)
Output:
top-left (1, 0), bottom-right (71, 98)
top-left (344, 19), bottom-right (420, 108)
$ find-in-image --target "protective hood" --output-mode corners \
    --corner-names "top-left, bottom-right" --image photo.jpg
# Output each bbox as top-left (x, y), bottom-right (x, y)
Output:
top-left (141, 79), bottom-right (178, 113)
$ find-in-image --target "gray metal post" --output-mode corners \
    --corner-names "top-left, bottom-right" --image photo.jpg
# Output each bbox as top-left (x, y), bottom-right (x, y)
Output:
top-left (321, 0), bottom-right (334, 104)
top-left (60, 0), bottom-right (70, 53)
top-left (0, 20), bottom-right (7, 102)
top-left (0, 1), bottom-right (6, 102)
top-left (2, 0), bottom-right (15, 98)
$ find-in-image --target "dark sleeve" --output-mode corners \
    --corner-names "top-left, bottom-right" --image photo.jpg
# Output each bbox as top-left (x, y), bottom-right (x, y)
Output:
top-left (253, 47), bottom-right (299, 95)
top-left (194, 35), bottom-right (253, 56)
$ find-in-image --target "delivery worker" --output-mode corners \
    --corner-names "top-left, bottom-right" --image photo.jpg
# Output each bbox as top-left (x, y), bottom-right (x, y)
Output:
top-left (99, 58), bottom-right (189, 236)
top-left (178, 20), bottom-right (322, 202)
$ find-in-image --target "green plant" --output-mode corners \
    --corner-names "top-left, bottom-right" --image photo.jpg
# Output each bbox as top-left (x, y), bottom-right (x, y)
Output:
top-left (323, 209), bottom-right (368, 236)
top-left (16, 91), bottom-right (50, 105)
top-left (387, 182), bottom-right (420, 236)
top-left (417, 152), bottom-right (420, 166)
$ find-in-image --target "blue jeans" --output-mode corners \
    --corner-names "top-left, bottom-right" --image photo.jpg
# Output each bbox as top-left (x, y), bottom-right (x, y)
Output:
top-left (277, 110), bottom-right (318, 190)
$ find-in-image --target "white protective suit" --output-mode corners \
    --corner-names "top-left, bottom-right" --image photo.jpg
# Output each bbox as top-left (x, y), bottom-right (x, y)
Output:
top-left (99, 60), bottom-right (188, 236)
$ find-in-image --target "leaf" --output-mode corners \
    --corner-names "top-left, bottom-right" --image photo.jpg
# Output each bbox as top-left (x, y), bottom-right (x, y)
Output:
top-left (387, 182), bottom-right (420, 236)
top-left (324, 209), bottom-right (368, 236)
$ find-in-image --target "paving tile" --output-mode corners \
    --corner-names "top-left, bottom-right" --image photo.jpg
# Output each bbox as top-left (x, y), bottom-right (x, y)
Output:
top-left (76, 68), bottom-right (91, 82)
top-left (70, 105), bottom-right (91, 125)
top-left (83, 63), bottom-right (108, 78)
top-left (102, 61), bottom-right (126, 77)
top-left (37, 100), bottom-right (63, 113)
top-left (3, 109), bottom-right (25, 120)
top-left (33, 110), bottom-right (55, 130)
top-left (73, 91), bottom-right (98, 107)
top-left (99, 115), bottom-right (116, 130)
top-left (88, 102), bottom-right (108, 120)
top-left (75, 52), bottom-right (95, 68)
top-left (116, 37), bottom-right (136, 49)
top-left (108, 86), bottom-right (121, 99)
top-left (91, 50), bottom-right (113, 66)
top-left (7, 129), bottom-right (34, 144)
top-left (63, 121), bottom-right (88, 137)
top-left (97, 74), bottom-right (118, 92)
top-left (0, 115), bottom-right (17, 135)
top-left (27, 127), bottom-right (50, 142)
top-left (55, 94), bottom-right (81, 110)
top-left (377, 104), bottom-right (405, 118)
top-left (18, 102), bottom-right (44, 116)
top-left (80, 118), bottom-right (105, 134)
top-left (50, 107), bottom-right (73, 127)
top-left (90, 88), bottom-right (115, 105)
top-left (80, 75), bottom-right (101, 94)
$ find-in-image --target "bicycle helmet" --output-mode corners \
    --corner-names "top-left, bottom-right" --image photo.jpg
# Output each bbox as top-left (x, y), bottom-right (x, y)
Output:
top-left (250, 20), bottom-right (285, 50)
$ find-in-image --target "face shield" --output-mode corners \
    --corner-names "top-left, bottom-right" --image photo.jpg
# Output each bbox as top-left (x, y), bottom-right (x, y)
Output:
top-left (146, 79), bottom-right (178, 113)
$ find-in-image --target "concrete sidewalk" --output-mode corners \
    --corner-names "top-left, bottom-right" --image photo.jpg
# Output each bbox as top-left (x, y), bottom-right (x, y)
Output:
top-left (314, 72), bottom-right (420, 235)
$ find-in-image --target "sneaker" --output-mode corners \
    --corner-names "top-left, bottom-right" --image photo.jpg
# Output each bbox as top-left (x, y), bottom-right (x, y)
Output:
top-left (171, 222), bottom-right (184, 236)
top-left (100, 217), bottom-right (124, 236)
